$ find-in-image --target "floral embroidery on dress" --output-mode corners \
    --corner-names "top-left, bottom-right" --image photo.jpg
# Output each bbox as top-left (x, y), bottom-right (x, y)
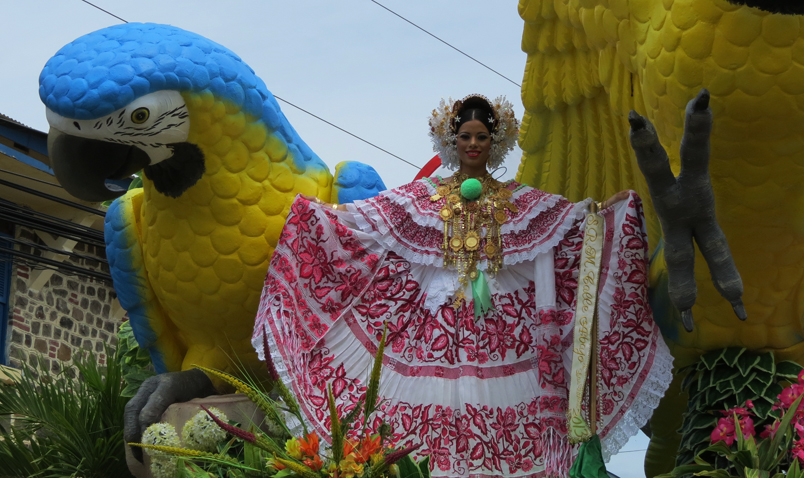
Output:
top-left (253, 189), bottom-right (673, 478)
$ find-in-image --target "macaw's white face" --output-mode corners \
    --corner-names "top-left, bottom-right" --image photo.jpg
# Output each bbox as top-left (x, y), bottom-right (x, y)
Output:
top-left (46, 90), bottom-right (206, 202)
top-left (46, 90), bottom-right (190, 165)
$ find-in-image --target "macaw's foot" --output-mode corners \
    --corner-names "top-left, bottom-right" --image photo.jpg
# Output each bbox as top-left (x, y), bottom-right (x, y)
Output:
top-left (124, 368), bottom-right (217, 462)
top-left (732, 301), bottom-right (747, 321)
top-left (628, 88), bottom-right (746, 332)
top-left (681, 309), bottom-right (694, 333)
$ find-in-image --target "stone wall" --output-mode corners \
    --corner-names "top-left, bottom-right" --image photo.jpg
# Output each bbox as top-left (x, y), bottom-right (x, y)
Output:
top-left (5, 226), bottom-right (126, 374)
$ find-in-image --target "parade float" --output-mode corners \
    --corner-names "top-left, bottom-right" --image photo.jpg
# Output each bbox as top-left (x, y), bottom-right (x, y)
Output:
top-left (4, 0), bottom-right (804, 477)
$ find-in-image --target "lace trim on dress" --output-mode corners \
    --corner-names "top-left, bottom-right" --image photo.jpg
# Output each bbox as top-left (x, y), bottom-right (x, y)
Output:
top-left (347, 181), bottom-right (588, 269)
top-left (600, 337), bottom-right (673, 461)
top-left (594, 192), bottom-right (674, 461)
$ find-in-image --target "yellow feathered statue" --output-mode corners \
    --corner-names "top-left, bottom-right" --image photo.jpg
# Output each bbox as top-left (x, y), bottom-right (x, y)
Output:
top-left (518, 0), bottom-right (804, 473)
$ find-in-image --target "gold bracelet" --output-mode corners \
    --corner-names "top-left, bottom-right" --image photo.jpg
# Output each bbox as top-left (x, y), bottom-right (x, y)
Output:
top-left (332, 203), bottom-right (338, 210)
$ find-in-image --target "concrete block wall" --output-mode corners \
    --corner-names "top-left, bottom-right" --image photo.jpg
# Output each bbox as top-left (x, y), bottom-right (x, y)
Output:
top-left (5, 226), bottom-right (126, 374)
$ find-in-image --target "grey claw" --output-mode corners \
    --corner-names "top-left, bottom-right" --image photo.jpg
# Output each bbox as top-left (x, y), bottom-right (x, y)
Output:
top-left (692, 89), bottom-right (710, 112)
top-left (681, 309), bottom-right (694, 332)
top-left (732, 301), bottom-right (747, 321)
top-left (628, 110), bottom-right (645, 130)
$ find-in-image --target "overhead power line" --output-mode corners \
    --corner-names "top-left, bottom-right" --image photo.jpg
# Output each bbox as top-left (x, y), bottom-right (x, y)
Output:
top-left (273, 96), bottom-right (419, 169)
top-left (369, 0), bottom-right (522, 88)
top-left (0, 168), bottom-right (62, 189)
top-left (80, 0), bottom-right (128, 23)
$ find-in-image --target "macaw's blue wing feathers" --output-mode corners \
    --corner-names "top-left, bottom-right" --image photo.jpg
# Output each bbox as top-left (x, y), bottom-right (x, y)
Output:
top-left (331, 161), bottom-right (387, 204)
top-left (105, 190), bottom-right (184, 373)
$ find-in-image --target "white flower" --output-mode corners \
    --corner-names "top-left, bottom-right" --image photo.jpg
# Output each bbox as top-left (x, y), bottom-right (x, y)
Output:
top-left (141, 422), bottom-right (181, 478)
top-left (150, 455), bottom-right (179, 478)
top-left (182, 407), bottom-right (228, 452)
top-left (141, 422), bottom-right (181, 456)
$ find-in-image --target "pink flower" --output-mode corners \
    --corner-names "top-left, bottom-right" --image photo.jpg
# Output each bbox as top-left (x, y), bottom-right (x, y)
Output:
top-left (778, 383), bottom-right (804, 409)
top-left (738, 416), bottom-right (755, 438)
top-left (793, 438), bottom-right (804, 465)
top-left (721, 406), bottom-right (753, 419)
top-left (711, 418), bottom-right (736, 446)
top-left (760, 421), bottom-right (780, 440)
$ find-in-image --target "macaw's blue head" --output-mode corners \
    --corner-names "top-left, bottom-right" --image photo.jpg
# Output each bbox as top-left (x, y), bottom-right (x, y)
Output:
top-left (40, 22), bottom-right (300, 201)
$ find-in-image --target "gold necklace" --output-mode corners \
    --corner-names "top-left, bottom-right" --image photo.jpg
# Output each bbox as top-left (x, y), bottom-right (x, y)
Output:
top-left (430, 172), bottom-right (517, 307)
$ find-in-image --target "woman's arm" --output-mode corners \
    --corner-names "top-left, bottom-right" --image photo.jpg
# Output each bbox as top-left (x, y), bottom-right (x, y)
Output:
top-left (599, 190), bottom-right (630, 210)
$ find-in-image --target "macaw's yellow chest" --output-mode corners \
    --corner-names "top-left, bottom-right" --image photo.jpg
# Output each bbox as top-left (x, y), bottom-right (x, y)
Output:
top-left (137, 174), bottom-right (289, 371)
top-left (133, 93), bottom-right (334, 372)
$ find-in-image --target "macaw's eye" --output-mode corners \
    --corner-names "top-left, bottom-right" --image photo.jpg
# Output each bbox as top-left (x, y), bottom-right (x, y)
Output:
top-left (131, 107), bottom-right (150, 124)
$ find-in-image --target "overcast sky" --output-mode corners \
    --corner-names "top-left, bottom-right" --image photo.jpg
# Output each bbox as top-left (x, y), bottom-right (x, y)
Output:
top-left (0, 1), bottom-right (530, 189)
top-left (0, 2), bottom-right (649, 475)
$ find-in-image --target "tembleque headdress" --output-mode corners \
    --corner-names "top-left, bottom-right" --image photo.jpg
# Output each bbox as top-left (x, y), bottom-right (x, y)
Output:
top-left (428, 94), bottom-right (519, 171)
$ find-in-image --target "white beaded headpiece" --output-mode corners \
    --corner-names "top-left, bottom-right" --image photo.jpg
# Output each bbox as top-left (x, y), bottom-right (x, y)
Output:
top-left (428, 94), bottom-right (519, 170)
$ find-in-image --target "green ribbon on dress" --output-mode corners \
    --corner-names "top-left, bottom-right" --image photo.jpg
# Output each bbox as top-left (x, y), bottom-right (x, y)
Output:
top-left (472, 271), bottom-right (495, 319)
top-left (568, 435), bottom-right (609, 478)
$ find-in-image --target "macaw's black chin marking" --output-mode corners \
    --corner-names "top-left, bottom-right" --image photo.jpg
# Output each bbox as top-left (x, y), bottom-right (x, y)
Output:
top-left (143, 142), bottom-right (205, 198)
top-left (726, 0), bottom-right (804, 14)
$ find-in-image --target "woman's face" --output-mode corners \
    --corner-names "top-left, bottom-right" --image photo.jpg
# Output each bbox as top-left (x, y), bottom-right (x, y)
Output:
top-left (456, 119), bottom-right (491, 174)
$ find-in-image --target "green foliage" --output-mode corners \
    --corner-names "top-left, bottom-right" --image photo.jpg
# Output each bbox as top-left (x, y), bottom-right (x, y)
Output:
top-left (659, 394), bottom-right (804, 478)
top-left (677, 347), bottom-right (804, 468)
top-left (139, 326), bottom-right (429, 478)
top-left (0, 346), bottom-right (134, 478)
top-left (397, 455), bottom-right (430, 478)
top-left (117, 320), bottom-right (156, 398)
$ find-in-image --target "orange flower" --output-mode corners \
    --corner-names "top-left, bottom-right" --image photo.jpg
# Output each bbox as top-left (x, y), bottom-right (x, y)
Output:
top-left (304, 455), bottom-right (325, 471)
top-left (355, 435), bottom-right (382, 463)
top-left (300, 432), bottom-right (320, 457)
top-left (269, 454), bottom-right (287, 471)
top-left (343, 439), bottom-right (356, 457)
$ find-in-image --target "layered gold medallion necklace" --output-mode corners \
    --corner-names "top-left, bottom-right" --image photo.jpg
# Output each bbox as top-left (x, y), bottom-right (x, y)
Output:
top-left (430, 172), bottom-right (518, 312)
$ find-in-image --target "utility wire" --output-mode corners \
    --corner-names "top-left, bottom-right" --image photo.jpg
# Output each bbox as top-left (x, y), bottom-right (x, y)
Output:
top-left (3, 236), bottom-right (108, 266)
top-left (369, 0), bottom-right (522, 88)
top-left (0, 177), bottom-right (105, 217)
top-left (273, 96), bottom-right (419, 169)
top-left (73, 1), bottom-right (523, 167)
top-left (75, 1), bottom-right (418, 169)
top-left (80, 0), bottom-right (128, 23)
top-left (0, 168), bottom-right (62, 189)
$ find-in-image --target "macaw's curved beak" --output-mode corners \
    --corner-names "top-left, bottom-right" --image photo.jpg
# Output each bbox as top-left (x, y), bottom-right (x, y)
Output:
top-left (47, 128), bottom-right (151, 202)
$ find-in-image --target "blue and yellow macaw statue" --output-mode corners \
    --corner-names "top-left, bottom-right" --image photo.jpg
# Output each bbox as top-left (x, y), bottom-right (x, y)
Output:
top-left (518, 0), bottom-right (804, 474)
top-left (39, 23), bottom-right (385, 454)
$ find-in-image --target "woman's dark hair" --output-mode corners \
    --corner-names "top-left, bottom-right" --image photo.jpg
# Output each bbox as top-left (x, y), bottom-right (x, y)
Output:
top-left (452, 96), bottom-right (496, 134)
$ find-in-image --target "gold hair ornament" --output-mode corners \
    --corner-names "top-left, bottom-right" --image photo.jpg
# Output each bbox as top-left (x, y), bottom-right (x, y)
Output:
top-left (428, 94), bottom-right (519, 171)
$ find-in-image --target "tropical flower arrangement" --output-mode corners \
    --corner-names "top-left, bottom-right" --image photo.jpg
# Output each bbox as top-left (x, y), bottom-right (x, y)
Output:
top-left (659, 369), bottom-right (804, 478)
top-left (132, 327), bottom-right (430, 478)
